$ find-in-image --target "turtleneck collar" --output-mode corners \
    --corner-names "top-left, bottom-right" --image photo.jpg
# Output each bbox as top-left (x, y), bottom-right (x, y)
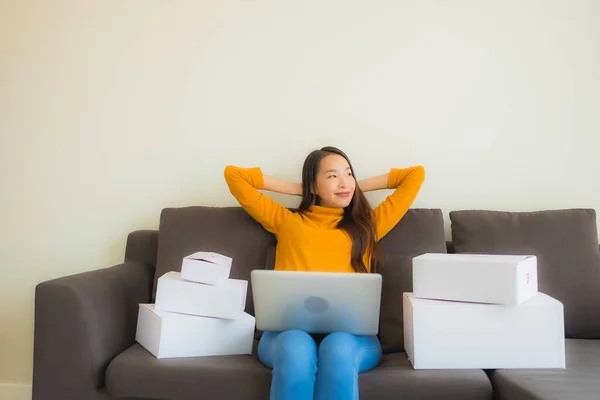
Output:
top-left (308, 204), bottom-right (345, 216)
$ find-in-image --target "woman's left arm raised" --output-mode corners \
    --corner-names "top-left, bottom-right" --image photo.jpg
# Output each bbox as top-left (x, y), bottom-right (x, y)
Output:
top-left (358, 165), bottom-right (425, 240)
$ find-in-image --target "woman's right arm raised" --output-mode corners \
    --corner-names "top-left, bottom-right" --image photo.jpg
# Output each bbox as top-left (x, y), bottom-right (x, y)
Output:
top-left (223, 165), bottom-right (298, 234)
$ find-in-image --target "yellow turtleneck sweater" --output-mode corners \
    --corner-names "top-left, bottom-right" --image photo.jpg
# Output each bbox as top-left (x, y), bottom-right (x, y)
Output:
top-left (224, 165), bottom-right (425, 273)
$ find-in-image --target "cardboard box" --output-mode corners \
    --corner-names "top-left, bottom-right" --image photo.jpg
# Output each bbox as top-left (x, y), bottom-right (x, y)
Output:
top-left (181, 252), bottom-right (232, 285)
top-left (155, 271), bottom-right (247, 319)
top-left (135, 304), bottom-right (255, 359)
top-left (403, 292), bottom-right (565, 369)
top-left (413, 253), bottom-right (538, 305)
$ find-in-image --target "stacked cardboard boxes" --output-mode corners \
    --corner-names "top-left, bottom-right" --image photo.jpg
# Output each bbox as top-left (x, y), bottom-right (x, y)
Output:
top-left (403, 253), bottom-right (565, 369)
top-left (136, 252), bottom-right (255, 359)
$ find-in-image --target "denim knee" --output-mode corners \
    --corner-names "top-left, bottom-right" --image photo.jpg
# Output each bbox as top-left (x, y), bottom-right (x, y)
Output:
top-left (318, 332), bottom-right (357, 371)
top-left (273, 330), bottom-right (317, 375)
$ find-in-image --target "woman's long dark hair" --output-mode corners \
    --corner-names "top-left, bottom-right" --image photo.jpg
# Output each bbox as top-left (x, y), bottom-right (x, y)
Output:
top-left (298, 146), bottom-right (382, 273)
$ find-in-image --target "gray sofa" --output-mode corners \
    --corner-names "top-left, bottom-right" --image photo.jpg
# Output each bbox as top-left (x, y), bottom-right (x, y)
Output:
top-left (32, 206), bottom-right (600, 400)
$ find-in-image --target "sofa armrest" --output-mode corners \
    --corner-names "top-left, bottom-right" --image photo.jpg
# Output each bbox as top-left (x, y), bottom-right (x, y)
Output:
top-left (125, 230), bottom-right (158, 267)
top-left (33, 262), bottom-right (153, 400)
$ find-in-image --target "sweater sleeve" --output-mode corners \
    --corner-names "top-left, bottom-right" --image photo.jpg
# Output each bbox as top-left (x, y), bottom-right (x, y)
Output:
top-left (373, 165), bottom-right (425, 240)
top-left (224, 165), bottom-right (292, 234)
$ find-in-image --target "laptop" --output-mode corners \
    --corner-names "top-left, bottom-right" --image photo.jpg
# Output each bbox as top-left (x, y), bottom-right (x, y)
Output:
top-left (250, 269), bottom-right (382, 335)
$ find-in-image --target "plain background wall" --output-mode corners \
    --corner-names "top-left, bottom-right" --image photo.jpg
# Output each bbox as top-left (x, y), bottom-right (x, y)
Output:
top-left (1, 0), bottom-right (599, 397)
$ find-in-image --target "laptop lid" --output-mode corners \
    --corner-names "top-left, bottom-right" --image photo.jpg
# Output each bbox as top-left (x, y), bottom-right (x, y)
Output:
top-left (250, 270), bottom-right (382, 335)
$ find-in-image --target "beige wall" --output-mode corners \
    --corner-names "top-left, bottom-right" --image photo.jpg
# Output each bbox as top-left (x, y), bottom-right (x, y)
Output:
top-left (1, 0), bottom-right (599, 395)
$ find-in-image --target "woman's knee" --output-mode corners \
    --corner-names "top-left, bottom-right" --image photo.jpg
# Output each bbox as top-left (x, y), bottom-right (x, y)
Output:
top-left (273, 330), bottom-right (317, 368)
top-left (257, 331), bottom-right (278, 368)
top-left (318, 332), bottom-right (357, 368)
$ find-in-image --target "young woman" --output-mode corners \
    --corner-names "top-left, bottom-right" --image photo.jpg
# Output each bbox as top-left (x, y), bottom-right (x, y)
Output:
top-left (224, 146), bottom-right (425, 400)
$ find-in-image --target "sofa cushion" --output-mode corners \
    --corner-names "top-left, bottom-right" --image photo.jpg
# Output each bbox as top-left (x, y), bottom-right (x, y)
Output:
top-left (360, 353), bottom-right (492, 400)
top-left (378, 255), bottom-right (414, 354)
top-left (154, 206), bottom-right (276, 315)
top-left (489, 339), bottom-right (600, 400)
top-left (377, 209), bottom-right (447, 353)
top-left (105, 343), bottom-right (271, 400)
top-left (106, 344), bottom-right (492, 400)
top-left (377, 208), bottom-right (447, 256)
top-left (449, 208), bottom-right (600, 339)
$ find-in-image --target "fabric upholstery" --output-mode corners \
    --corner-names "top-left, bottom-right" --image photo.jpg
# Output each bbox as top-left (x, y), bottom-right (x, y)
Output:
top-left (33, 262), bottom-right (154, 400)
top-left (125, 230), bottom-right (159, 267)
top-left (490, 339), bottom-right (600, 400)
top-left (360, 353), bottom-right (492, 400)
top-left (377, 209), bottom-right (447, 353)
top-left (450, 208), bottom-right (600, 338)
top-left (106, 344), bottom-right (492, 400)
top-left (378, 254), bottom-right (414, 354)
top-left (106, 343), bottom-right (271, 400)
top-left (377, 208), bottom-right (447, 256)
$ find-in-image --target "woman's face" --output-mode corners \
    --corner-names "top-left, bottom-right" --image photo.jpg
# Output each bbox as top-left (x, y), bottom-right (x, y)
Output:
top-left (313, 154), bottom-right (356, 208)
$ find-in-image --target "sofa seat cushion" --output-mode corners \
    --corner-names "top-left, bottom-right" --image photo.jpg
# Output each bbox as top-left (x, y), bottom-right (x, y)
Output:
top-left (449, 208), bottom-right (600, 338)
top-left (490, 339), bottom-right (600, 400)
top-left (105, 343), bottom-right (271, 400)
top-left (359, 352), bottom-right (492, 400)
top-left (106, 344), bottom-right (492, 400)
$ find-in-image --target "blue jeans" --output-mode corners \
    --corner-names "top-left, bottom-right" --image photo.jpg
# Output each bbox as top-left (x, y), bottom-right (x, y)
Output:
top-left (258, 330), bottom-right (382, 400)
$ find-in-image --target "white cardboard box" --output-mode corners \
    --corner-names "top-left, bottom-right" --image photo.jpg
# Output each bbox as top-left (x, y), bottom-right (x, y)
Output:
top-left (155, 271), bottom-right (247, 319)
top-left (403, 292), bottom-right (565, 369)
top-left (181, 251), bottom-right (232, 285)
top-left (413, 253), bottom-right (538, 305)
top-left (135, 304), bottom-right (255, 359)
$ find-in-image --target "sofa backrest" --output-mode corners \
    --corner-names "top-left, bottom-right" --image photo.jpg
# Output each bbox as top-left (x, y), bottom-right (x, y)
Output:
top-left (152, 206), bottom-right (447, 326)
top-left (450, 208), bottom-right (600, 339)
top-left (372, 208), bottom-right (448, 353)
top-left (133, 205), bottom-right (600, 350)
